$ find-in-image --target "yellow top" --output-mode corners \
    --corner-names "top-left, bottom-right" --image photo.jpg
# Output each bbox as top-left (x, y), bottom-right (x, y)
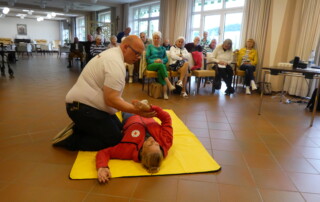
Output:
top-left (237, 48), bottom-right (258, 67)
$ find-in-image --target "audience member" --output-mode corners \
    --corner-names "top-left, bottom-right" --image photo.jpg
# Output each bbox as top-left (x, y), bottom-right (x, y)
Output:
top-left (185, 36), bottom-right (202, 52)
top-left (237, 38), bottom-right (258, 94)
top-left (185, 36), bottom-right (203, 70)
top-left (169, 36), bottom-right (189, 98)
top-left (107, 35), bottom-right (119, 49)
top-left (200, 31), bottom-right (210, 48)
top-left (67, 37), bottom-right (84, 68)
top-left (117, 27), bottom-right (131, 43)
top-left (84, 34), bottom-right (94, 64)
top-left (140, 32), bottom-right (152, 48)
top-left (210, 39), bottom-right (234, 95)
top-left (93, 27), bottom-right (107, 44)
top-left (203, 39), bottom-right (217, 56)
top-left (146, 31), bottom-right (175, 100)
top-left (96, 102), bottom-right (173, 183)
top-left (52, 35), bottom-right (156, 151)
top-left (90, 36), bottom-right (106, 57)
top-left (162, 39), bottom-right (171, 50)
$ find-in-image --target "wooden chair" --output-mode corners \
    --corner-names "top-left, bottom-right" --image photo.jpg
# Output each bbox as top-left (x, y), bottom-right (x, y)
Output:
top-left (233, 63), bottom-right (257, 90)
top-left (190, 52), bottom-right (216, 94)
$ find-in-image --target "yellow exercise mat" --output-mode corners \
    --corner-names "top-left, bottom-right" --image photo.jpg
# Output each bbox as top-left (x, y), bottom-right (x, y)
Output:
top-left (69, 110), bottom-right (221, 179)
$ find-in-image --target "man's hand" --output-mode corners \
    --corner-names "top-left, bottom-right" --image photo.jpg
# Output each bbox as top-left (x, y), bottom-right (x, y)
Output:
top-left (97, 167), bottom-right (111, 183)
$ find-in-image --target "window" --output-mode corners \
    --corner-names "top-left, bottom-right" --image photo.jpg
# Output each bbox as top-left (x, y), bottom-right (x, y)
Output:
top-left (98, 11), bottom-right (111, 23)
top-left (76, 16), bottom-right (86, 41)
top-left (129, 2), bottom-right (160, 38)
top-left (190, 0), bottom-right (244, 49)
top-left (62, 29), bottom-right (70, 44)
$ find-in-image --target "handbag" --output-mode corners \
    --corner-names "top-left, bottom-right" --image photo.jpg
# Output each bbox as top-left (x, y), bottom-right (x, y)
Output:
top-left (149, 82), bottom-right (163, 99)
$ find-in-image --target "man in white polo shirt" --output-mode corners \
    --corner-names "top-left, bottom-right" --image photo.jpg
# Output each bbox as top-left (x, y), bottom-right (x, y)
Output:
top-left (53, 35), bottom-right (156, 151)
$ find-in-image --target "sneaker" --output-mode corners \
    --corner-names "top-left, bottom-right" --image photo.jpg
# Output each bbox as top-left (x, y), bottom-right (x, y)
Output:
top-left (164, 94), bottom-right (169, 100)
top-left (181, 92), bottom-right (188, 98)
top-left (129, 76), bottom-right (133, 83)
top-left (169, 85), bottom-right (176, 91)
top-left (52, 122), bottom-right (74, 145)
top-left (246, 87), bottom-right (251, 95)
top-left (132, 99), bottom-right (151, 111)
top-left (176, 80), bottom-right (183, 88)
top-left (251, 80), bottom-right (257, 90)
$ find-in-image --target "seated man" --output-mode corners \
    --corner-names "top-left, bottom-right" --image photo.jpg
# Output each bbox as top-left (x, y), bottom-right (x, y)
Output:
top-left (96, 100), bottom-right (173, 183)
top-left (140, 32), bottom-right (152, 48)
top-left (68, 37), bottom-right (84, 68)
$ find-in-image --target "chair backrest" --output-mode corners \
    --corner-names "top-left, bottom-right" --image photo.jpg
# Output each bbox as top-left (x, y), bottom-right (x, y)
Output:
top-left (35, 39), bottom-right (47, 45)
top-left (52, 40), bottom-right (61, 49)
top-left (0, 38), bottom-right (13, 45)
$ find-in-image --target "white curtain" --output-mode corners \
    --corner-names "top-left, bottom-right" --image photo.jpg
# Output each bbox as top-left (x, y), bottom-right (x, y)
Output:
top-left (294, 0), bottom-right (320, 62)
top-left (241, 0), bottom-right (271, 81)
top-left (159, 0), bottom-right (191, 44)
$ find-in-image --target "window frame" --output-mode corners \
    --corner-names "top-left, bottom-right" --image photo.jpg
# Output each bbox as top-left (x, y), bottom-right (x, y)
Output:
top-left (98, 11), bottom-right (111, 23)
top-left (76, 16), bottom-right (86, 41)
top-left (189, 0), bottom-right (244, 49)
top-left (129, 2), bottom-right (160, 37)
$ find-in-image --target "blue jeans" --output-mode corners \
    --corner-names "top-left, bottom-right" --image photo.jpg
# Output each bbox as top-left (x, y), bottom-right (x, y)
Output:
top-left (66, 102), bottom-right (123, 151)
top-left (240, 64), bottom-right (256, 86)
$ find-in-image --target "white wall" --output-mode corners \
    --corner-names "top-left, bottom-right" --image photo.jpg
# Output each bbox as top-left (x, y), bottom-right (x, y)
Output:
top-left (0, 17), bottom-right (60, 42)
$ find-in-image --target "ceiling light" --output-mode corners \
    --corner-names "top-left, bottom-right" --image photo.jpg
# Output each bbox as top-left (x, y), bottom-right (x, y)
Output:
top-left (2, 7), bottom-right (10, 14)
top-left (51, 12), bottom-right (56, 17)
top-left (28, 10), bottom-right (33, 15)
top-left (47, 13), bottom-right (52, 19)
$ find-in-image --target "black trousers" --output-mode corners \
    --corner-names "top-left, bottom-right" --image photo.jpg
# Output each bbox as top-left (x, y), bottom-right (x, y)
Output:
top-left (66, 102), bottom-right (123, 151)
top-left (216, 65), bottom-right (233, 89)
top-left (240, 64), bottom-right (256, 86)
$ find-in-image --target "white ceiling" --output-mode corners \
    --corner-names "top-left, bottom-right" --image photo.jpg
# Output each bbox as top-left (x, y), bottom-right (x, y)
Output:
top-left (0, 0), bottom-right (144, 20)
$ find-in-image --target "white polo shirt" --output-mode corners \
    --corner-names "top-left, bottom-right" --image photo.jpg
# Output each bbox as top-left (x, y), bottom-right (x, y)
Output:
top-left (66, 47), bottom-right (126, 114)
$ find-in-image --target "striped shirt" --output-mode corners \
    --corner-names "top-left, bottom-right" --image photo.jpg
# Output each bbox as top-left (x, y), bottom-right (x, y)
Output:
top-left (90, 44), bottom-right (106, 57)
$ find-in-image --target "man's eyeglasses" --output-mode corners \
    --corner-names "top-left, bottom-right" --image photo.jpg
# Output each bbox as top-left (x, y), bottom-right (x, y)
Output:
top-left (128, 45), bottom-right (142, 57)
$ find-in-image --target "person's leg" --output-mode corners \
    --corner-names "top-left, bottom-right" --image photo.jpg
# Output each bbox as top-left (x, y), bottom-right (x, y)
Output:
top-left (127, 64), bottom-right (134, 83)
top-left (66, 104), bottom-right (123, 151)
top-left (178, 62), bottom-right (188, 82)
top-left (147, 63), bottom-right (167, 86)
top-left (68, 52), bottom-right (75, 67)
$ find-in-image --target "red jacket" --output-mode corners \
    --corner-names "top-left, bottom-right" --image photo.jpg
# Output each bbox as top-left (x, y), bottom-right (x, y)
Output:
top-left (96, 106), bottom-right (173, 169)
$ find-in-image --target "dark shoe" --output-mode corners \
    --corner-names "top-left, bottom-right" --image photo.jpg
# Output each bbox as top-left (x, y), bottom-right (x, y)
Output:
top-left (228, 87), bottom-right (235, 94)
top-left (52, 122), bottom-right (74, 145)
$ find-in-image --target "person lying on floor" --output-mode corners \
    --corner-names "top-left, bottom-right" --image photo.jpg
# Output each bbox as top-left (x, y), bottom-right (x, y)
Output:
top-left (96, 101), bottom-right (173, 183)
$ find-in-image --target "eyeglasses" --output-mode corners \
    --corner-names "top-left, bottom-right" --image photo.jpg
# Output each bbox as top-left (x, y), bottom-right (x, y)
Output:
top-left (128, 45), bottom-right (142, 57)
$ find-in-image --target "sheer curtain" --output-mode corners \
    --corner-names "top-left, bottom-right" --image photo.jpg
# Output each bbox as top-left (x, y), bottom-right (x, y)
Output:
top-left (241, 0), bottom-right (271, 81)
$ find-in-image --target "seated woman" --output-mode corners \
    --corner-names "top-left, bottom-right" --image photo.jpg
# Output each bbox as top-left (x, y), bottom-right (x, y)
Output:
top-left (169, 36), bottom-right (190, 98)
top-left (90, 36), bottom-right (106, 57)
top-left (107, 35), bottom-right (119, 49)
top-left (185, 36), bottom-right (203, 70)
top-left (210, 39), bottom-right (234, 95)
top-left (237, 38), bottom-right (258, 94)
top-left (146, 31), bottom-right (175, 100)
top-left (96, 101), bottom-right (173, 183)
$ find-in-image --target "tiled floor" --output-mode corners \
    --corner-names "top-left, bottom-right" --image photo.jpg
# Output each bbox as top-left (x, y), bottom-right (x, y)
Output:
top-left (0, 54), bottom-right (320, 201)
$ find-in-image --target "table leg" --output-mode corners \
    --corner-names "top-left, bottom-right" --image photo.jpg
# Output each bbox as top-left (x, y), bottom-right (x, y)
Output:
top-left (258, 70), bottom-right (267, 115)
top-left (310, 80), bottom-right (320, 127)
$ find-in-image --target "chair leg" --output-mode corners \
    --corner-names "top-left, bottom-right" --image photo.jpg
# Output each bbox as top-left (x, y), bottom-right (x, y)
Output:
top-left (142, 76), bottom-right (145, 91)
top-left (197, 77), bottom-right (201, 94)
top-left (212, 76), bottom-right (215, 94)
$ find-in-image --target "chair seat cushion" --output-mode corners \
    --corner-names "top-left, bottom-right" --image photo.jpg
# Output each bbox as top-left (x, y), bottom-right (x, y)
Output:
top-left (144, 70), bottom-right (158, 78)
top-left (192, 70), bottom-right (215, 77)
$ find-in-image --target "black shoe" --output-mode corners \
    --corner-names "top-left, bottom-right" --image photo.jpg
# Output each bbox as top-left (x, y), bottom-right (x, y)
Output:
top-left (228, 87), bottom-right (235, 94)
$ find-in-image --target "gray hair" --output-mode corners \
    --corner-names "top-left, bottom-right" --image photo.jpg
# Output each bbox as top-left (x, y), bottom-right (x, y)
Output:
top-left (223, 39), bottom-right (233, 49)
top-left (152, 31), bottom-right (162, 38)
top-left (176, 36), bottom-right (185, 43)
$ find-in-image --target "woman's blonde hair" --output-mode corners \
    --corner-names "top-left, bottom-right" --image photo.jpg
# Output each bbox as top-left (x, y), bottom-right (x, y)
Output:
top-left (140, 149), bottom-right (164, 173)
top-left (246, 38), bottom-right (255, 48)
top-left (152, 31), bottom-right (162, 39)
